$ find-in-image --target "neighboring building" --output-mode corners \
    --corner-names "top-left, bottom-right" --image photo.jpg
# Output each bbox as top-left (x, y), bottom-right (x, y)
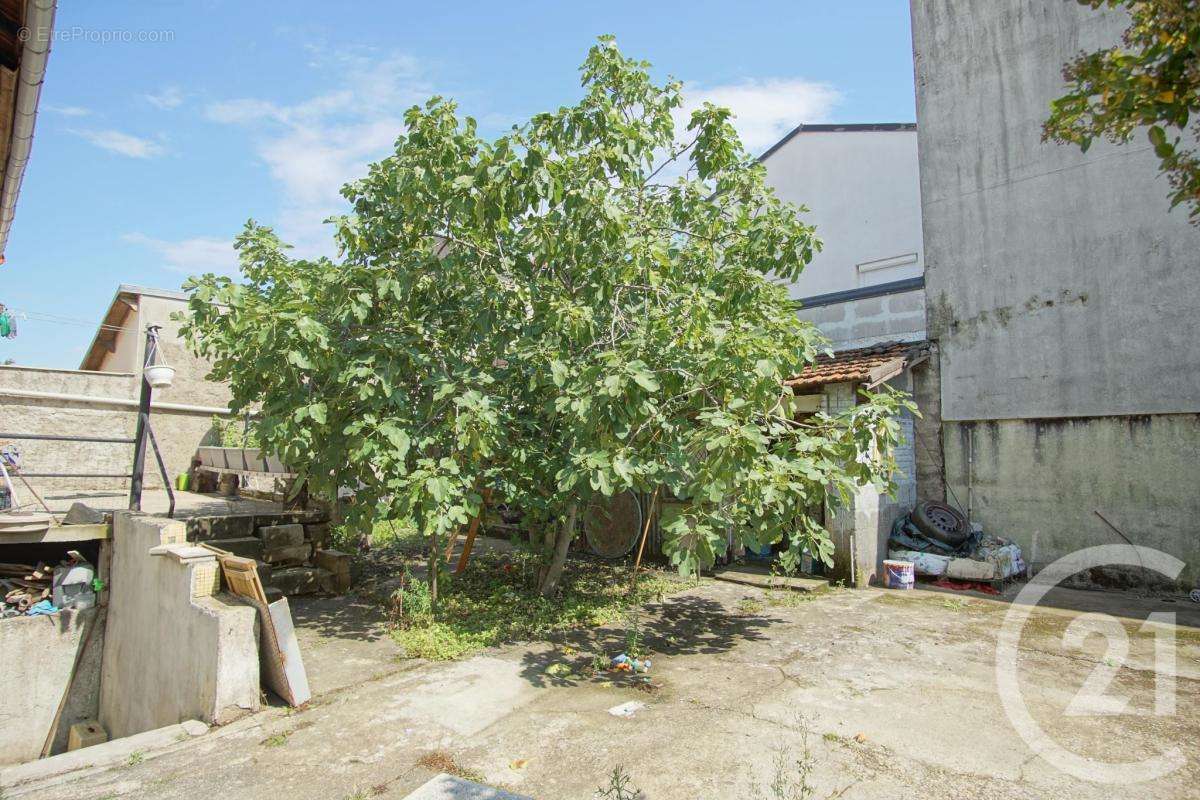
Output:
top-left (911, 0), bottom-right (1200, 586)
top-left (761, 123), bottom-right (926, 349)
top-left (1, 284), bottom-right (232, 494)
top-left (760, 123), bottom-right (941, 585)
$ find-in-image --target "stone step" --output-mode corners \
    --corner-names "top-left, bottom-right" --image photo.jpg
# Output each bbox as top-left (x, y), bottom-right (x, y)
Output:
top-left (403, 774), bottom-right (532, 800)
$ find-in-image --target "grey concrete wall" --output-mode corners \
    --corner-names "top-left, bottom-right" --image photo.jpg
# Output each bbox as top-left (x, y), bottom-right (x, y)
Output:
top-left (827, 483), bottom-right (909, 588)
top-left (0, 293), bottom-right (235, 495)
top-left (762, 129), bottom-right (923, 300)
top-left (912, 0), bottom-right (1200, 585)
top-left (797, 288), bottom-right (926, 351)
top-left (820, 376), bottom-right (919, 586)
top-left (99, 513), bottom-right (259, 739)
top-left (912, 0), bottom-right (1200, 421)
top-left (944, 415), bottom-right (1200, 587)
top-left (0, 607), bottom-right (105, 765)
top-left (0, 366), bottom-right (139, 492)
top-left (911, 354), bottom-right (944, 503)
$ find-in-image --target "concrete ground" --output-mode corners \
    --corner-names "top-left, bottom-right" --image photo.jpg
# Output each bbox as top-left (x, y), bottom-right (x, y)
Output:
top-left (38, 487), bottom-right (290, 517)
top-left (7, 571), bottom-right (1198, 800)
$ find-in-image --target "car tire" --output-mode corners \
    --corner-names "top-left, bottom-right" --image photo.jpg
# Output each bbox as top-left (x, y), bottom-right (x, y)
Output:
top-left (912, 500), bottom-right (969, 547)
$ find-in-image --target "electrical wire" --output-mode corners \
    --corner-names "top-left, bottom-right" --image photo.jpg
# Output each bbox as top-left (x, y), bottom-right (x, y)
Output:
top-left (0, 306), bottom-right (129, 333)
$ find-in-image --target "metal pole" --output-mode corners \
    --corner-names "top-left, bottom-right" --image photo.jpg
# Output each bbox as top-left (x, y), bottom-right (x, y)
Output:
top-left (127, 325), bottom-right (161, 511)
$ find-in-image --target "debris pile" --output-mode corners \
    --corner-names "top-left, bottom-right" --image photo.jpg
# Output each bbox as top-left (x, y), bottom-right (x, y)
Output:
top-left (888, 501), bottom-right (1026, 587)
top-left (1, 551), bottom-right (97, 618)
top-left (1, 561), bottom-right (53, 615)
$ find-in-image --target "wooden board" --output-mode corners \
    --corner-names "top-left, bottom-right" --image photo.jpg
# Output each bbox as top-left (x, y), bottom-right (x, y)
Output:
top-left (202, 545), bottom-right (311, 706)
top-left (0, 522), bottom-right (110, 544)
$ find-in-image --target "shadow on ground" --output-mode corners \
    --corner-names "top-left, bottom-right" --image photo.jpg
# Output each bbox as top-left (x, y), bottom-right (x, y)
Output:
top-left (518, 591), bottom-right (778, 689)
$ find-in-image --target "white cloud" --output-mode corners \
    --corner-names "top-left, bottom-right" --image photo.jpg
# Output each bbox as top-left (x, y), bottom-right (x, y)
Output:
top-left (204, 51), bottom-right (430, 257)
top-left (144, 86), bottom-right (184, 110)
top-left (44, 104), bottom-right (90, 117)
top-left (677, 78), bottom-right (841, 155)
top-left (72, 129), bottom-right (166, 158)
top-left (122, 232), bottom-right (239, 275)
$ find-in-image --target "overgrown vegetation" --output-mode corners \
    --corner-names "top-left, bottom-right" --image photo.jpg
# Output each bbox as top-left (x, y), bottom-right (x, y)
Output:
top-left (209, 414), bottom-right (259, 448)
top-left (181, 36), bottom-right (914, 607)
top-left (1044, 1), bottom-right (1200, 223)
top-left (388, 547), bottom-right (688, 661)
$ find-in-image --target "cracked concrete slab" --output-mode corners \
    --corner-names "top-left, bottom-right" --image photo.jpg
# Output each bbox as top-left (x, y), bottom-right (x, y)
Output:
top-left (5, 579), bottom-right (1197, 800)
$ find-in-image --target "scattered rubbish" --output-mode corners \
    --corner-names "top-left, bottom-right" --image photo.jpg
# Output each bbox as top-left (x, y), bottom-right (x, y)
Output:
top-left (2, 551), bottom-right (96, 618)
top-left (610, 653), bottom-right (651, 673)
top-left (53, 553), bottom-right (97, 610)
top-left (509, 758), bottom-right (528, 771)
top-left (1190, 589), bottom-right (1200, 603)
top-left (853, 732), bottom-right (868, 743)
top-left (25, 599), bottom-right (59, 615)
top-left (883, 559), bottom-right (914, 590)
top-left (608, 700), bottom-right (646, 718)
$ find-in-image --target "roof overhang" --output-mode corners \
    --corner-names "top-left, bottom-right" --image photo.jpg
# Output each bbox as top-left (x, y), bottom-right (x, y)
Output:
top-left (785, 340), bottom-right (931, 394)
top-left (0, 0), bottom-right (55, 264)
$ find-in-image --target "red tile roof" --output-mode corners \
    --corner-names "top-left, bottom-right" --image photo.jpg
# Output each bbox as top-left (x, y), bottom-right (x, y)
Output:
top-left (785, 340), bottom-right (929, 392)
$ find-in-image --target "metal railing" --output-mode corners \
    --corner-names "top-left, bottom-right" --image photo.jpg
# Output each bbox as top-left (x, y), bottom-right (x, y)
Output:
top-left (0, 423), bottom-right (175, 517)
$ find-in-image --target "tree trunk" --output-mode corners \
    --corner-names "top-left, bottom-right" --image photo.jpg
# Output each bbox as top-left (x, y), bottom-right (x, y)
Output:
top-left (538, 502), bottom-right (578, 597)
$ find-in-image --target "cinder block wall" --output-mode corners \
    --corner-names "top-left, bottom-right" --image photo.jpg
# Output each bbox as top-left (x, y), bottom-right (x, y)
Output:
top-left (797, 288), bottom-right (927, 351)
top-left (0, 365), bottom-right (140, 492)
top-left (0, 353), bottom-right (231, 495)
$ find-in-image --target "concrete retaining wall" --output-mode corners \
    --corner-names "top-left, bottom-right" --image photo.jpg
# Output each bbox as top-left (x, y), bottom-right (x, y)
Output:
top-left (944, 415), bottom-right (1200, 588)
top-left (99, 513), bottom-right (260, 739)
top-left (0, 364), bottom-right (226, 494)
top-left (0, 607), bottom-right (105, 766)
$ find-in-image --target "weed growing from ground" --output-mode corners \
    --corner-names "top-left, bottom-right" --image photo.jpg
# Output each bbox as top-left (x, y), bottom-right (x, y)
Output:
top-left (125, 750), bottom-right (144, 767)
top-left (737, 597), bottom-right (766, 615)
top-left (417, 751), bottom-right (485, 783)
top-left (752, 716), bottom-right (816, 800)
top-left (595, 766), bottom-right (643, 799)
top-left (622, 606), bottom-right (646, 660)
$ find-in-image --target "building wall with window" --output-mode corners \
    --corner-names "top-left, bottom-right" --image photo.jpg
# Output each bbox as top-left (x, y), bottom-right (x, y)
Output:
top-left (760, 124), bottom-right (926, 351)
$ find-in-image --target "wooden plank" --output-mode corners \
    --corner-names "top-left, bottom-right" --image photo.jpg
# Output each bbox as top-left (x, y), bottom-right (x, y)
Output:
top-left (0, 523), bottom-right (110, 545)
top-left (204, 545), bottom-right (310, 706)
top-left (267, 598), bottom-right (311, 706)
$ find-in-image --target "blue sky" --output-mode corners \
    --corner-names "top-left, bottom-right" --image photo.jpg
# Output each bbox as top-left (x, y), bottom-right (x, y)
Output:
top-left (1, 1), bottom-right (915, 368)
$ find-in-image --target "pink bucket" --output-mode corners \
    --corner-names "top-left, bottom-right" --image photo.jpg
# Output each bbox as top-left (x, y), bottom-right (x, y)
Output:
top-left (884, 559), bottom-right (915, 590)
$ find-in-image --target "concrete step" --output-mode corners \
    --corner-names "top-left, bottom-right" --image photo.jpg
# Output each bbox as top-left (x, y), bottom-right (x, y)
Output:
top-left (402, 774), bottom-right (532, 800)
top-left (712, 564), bottom-right (829, 592)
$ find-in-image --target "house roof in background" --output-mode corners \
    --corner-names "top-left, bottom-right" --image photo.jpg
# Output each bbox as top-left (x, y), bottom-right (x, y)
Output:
top-left (757, 122), bottom-right (917, 163)
top-left (785, 340), bottom-right (929, 393)
top-left (78, 284), bottom-right (188, 370)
